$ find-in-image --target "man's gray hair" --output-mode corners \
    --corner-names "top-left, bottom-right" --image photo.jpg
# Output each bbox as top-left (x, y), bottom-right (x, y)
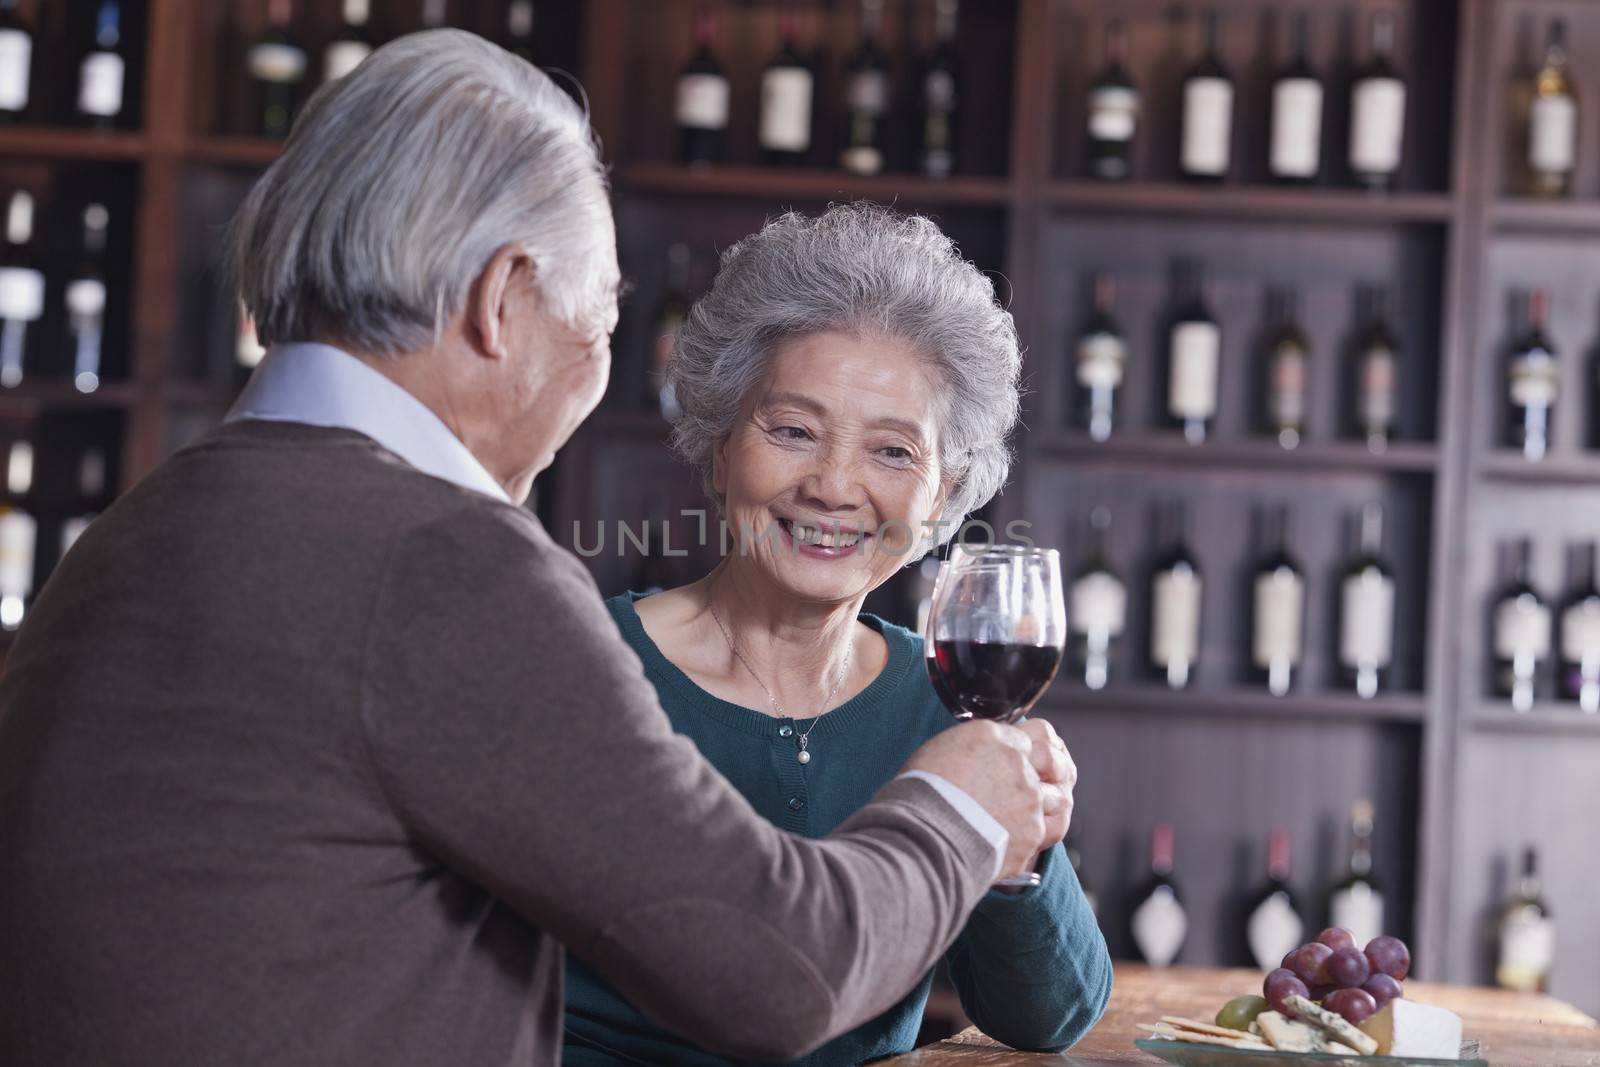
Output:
top-left (668, 203), bottom-right (1022, 532)
top-left (230, 29), bottom-right (611, 354)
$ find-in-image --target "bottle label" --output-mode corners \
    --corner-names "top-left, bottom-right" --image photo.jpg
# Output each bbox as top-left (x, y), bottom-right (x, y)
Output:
top-left (1247, 890), bottom-right (1305, 972)
top-left (1330, 883), bottom-right (1385, 949)
top-left (1360, 348), bottom-right (1398, 429)
top-left (1071, 571), bottom-right (1126, 641)
top-left (1253, 568), bottom-right (1304, 668)
top-left (65, 278), bottom-right (107, 319)
top-left (1560, 599), bottom-right (1600, 662)
top-left (1529, 95), bottom-right (1577, 174)
top-left (1270, 77), bottom-right (1323, 178)
top-left (1181, 77), bottom-right (1233, 176)
top-left (847, 69), bottom-right (889, 115)
top-left (78, 52), bottom-right (124, 118)
top-left (1497, 909), bottom-right (1554, 990)
top-left (1088, 86), bottom-right (1139, 142)
top-left (759, 67), bottom-right (813, 152)
top-left (676, 72), bottom-right (730, 131)
top-left (1169, 321), bottom-right (1220, 420)
top-left (0, 267), bottom-right (45, 323)
top-left (324, 40), bottom-right (372, 83)
top-left (924, 69), bottom-right (956, 110)
top-left (0, 511), bottom-right (36, 596)
top-left (1509, 352), bottom-right (1558, 410)
top-left (249, 43), bottom-right (308, 84)
top-left (0, 29), bottom-right (30, 111)
top-left (1495, 596), bottom-right (1551, 660)
top-left (1269, 345), bottom-right (1308, 427)
top-left (1131, 883), bottom-right (1187, 968)
top-left (1350, 78), bottom-right (1406, 174)
top-left (1076, 333), bottom-right (1126, 390)
top-left (840, 144), bottom-right (883, 176)
top-left (1152, 566), bottom-right (1202, 667)
top-left (1341, 570), bottom-right (1396, 668)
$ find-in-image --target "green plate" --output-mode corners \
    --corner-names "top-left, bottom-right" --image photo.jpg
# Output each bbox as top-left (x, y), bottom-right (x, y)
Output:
top-left (1135, 1038), bottom-right (1487, 1066)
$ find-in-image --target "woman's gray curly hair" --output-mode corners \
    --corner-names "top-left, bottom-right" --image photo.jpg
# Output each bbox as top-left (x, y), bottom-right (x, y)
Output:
top-left (666, 203), bottom-right (1022, 539)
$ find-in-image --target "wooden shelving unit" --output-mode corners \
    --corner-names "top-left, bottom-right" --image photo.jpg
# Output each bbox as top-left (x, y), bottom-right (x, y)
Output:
top-left (1048, 180), bottom-right (1455, 224)
top-left (1034, 432), bottom-right (1440, 475)
top-left (1046, 682), bottom-right (1429, 724)
top-left (621, 162), bottom-right (1015, 206)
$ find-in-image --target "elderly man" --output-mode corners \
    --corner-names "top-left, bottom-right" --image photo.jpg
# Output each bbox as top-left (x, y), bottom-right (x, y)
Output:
top-left (0, 30), bottom-right (1072, 1067)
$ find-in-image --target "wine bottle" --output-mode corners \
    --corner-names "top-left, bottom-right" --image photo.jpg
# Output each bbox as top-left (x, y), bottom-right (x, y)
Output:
top-left (0, 191), bottom-right (44, 390)
top-left (1496, 847), bottom-right (1554, 992)
top-left (1180, 10), bottom-right (1233, 182)
top-left (1150, 498), bottom-right (1202, 691)
top-left (5, 439), bottom-right (29, 496)
top-left (1252, 503), bottom-right (1304, 697)
top-left (1349, 10), bottom-right (1406, 191)
top-left (1354, 286), bottom-right (1400, 451)
top-left (1130, 823), bottom-right (1187, 968)
top-left (421, 0), bottom-right (448, 29)
top-left (1506, 289), bottom-right (1558, 461)
top-left (920, 0), bottom-right (959, 179)
top-left (650, 244), bottom-right (690, 419)
top-left (324, 0), bottom-right (374, 84)
top-left (66, 204), bottom-right (110, 394)
top-left (1327, 799), bottom-right (1385, 948)
top-left (1069, 505), bottom-right (1125, 691)
top-left (676, 5), bottom-right (729, 167)
top-left (1264, 286), bottom-right (1309, 450)
top-left (1269, 11), bottom-right (1323, 184)
top-left (1526, 19), bottom-right (1578, 199)
top-left (759, 4), bottom-right (814, 167)
top-left (248, 0), bottom-right (307, 140)
top-left (1340, 503), bottom-right (1396, 699)
top-left (1075, 275), bottom-right (1125, 442)
top-left (506, 0), bottom-right (535, 63)
top-left (0, 503), bottom-right (34, 629)
top-left (1168, 260), bottom-right (1220, 445)
top-left (840, 0), bottom-right (889, 176)
top-left (77, 1), bottom-right (125, 129)
top-left (0, 0), bottom-right (32, 123)
top-left (60, 447), bottom-right (107, 561)
top-left (1558, 541), bottom-right (1600, 713)
top-left (1086, 18), bottom-right (1138, 182)
top-left (1493, 538), bottom-right (1548, 713)
top-left (1246, 829), bottom-right (1305, 972)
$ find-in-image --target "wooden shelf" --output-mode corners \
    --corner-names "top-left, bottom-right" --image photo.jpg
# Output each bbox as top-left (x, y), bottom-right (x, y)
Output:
top-left (1041, 681), bottom-right (1428, 724)
top-left (184, 137), bottom-right (281, 168)
top-left (1491, 197), bottom-right (1600, 236)
top-left (1479, 450), bottom-right (1600, 485)
top-left (0, 126), bottom-right (148, 162)
top-left (1033, 431), bottom-right (1438, 475)
top-left (0, 381), bottom-right (137, 413)
top-left (1471, 706), bottom-right (1600, 735)
top-left (619, 163), bottom-right (1014, 207)
top-left (1048, 180), bottom-right (1455, 224)
top-left (164, 381), bottom-right (243, 408)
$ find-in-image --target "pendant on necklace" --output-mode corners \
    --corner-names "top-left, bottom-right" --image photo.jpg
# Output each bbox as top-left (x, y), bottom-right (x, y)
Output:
top-left (797, 738), bottom-right (811, 765)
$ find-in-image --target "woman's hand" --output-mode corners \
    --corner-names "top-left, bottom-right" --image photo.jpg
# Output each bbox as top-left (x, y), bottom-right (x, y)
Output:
top-left (1018, 718), bottom-right (1075, 850)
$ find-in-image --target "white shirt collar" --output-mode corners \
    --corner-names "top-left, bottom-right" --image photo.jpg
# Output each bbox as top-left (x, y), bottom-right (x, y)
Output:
top-left (226, 342), bottom-right (512, 504)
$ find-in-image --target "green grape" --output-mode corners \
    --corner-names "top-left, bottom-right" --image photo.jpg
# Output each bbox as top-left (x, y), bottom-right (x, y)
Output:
top-left (1216, 995), bottom-right (1269, 1031)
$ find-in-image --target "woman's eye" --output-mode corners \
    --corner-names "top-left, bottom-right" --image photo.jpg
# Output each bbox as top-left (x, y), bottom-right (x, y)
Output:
top-left (773, 426), bottom-right (812, 442)
top-left (879, 446), bottom-right (913, 463)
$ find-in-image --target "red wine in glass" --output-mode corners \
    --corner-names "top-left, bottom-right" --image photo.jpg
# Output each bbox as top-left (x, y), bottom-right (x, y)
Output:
top-left (933, 639), bottom-right (1063, 723)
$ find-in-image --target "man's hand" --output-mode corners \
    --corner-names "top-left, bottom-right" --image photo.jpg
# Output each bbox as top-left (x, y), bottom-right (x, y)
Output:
top-left (900, 720), bottom-right (1058, 880)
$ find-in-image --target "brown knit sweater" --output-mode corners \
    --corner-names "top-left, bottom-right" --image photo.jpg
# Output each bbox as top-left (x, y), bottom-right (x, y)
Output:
top-left (0, 420), bottom-right (997, 1066)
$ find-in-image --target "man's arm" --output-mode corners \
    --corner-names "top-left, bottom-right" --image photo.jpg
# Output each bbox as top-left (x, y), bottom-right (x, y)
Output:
top-left (357, 506), bottom-right (1022, 1061)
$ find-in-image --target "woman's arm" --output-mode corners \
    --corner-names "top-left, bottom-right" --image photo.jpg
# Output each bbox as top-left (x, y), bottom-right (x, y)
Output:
top-left (943, 842), bottom-right (1114, 1052)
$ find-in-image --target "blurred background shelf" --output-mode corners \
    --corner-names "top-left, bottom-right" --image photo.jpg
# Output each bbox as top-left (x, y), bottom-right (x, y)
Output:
top-left (1045, 682), bottom-right (1428, 724)
top-left (1471, 707), bottom-right (1600, 735)
top-left (1490, 197), bottom-right (1600, 236)
top-left (1034, 433), bottom-right (1439, 475)
top-left (0, 128), bottom-right (150, 162)
top-left (620, 163), bottom-right (1014, 206)
top-left (1048, 181), bottom-right (1456, 224)
top-left (1478, 451), bottom-right (1600, 485)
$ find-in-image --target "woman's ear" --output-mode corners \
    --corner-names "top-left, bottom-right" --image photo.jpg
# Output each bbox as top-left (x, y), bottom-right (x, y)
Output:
top-left (470, 243), bottom-right (536, 361)
top-left (712, 435), bottom-right (730, 495)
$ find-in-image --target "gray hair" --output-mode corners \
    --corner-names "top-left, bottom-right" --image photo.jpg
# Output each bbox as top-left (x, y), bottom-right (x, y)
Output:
top-left (668, 203), bottom-right (1021, 534)
top-left (229, 29), bottom-right (612, 354)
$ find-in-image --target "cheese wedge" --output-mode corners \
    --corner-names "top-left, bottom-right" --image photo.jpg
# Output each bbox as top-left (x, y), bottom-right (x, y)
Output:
top-left (1359, 999), bottom-right (1464, 1059)
top-left (1285, 994), bottom-right (1381, 1056)
top-left (1256, 1011), bottom-right (1360, 1055)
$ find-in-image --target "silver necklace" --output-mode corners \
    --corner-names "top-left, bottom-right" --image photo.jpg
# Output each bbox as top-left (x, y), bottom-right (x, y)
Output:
top-left (707, 602), bottom-right (852, 766)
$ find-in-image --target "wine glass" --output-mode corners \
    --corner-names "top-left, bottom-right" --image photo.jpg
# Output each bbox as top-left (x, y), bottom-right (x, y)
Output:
top-left (926, 545), bottom-right (1067, 888)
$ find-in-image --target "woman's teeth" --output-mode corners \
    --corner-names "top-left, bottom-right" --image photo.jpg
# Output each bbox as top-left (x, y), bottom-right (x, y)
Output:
top-left (786, 521), bottom-right (863, 549)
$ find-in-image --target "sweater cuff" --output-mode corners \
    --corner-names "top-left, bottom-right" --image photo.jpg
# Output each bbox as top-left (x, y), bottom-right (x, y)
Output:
top-left (896, 771), bottom-right (1007, 882)
top-left (979, 841), bottom-right (1061, 906)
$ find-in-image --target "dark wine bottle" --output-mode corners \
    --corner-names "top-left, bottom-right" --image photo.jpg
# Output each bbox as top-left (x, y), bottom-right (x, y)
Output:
top-left (1557, 541), bottom-right (1600, 712)
top-left (66, 204), bottom-right (110, 394)
top-left (248, 0), bottom-right (307, 140)
top-left (77, 1), bottom-right (126, 129)
top-left (323, 0), bottom-right (375, 84)
top-left (1168, 260), bottom-right (1220, 445)
top-left (1327, 799), bottom-right (1385, 948)
top-left (1353, 286), bottom-right (1400, 452)
top-left (1074, 275), bottom-right (1125, 442)
top-left (1180, 10), bottom-right (1233, 182)
top-left (1130, 823), bottom-right (1187, 968)
top-left (1339, 503), bottom-right (1395, 699)
top-left (421, 0), bottom-right (449, 29)
top-left (1492, 538), bottom-right (1549, 713)
top-left (0, 0), bottom-right (32, 124)
top-left (920, 0), bottom-right (960, 179)
top-left (1506, 289), bottom-right (1558, 461)
top-left (676, 5), bottom-right (729, 167)
top-left (1246, 829), bottom-right (1306, 972)
top-left (1252, 503), bottom-right (1304, 697)
top-left (1149, 498), bottom-right (1202, 690)
top-left (840, 0), bottom-right (889, 176)
top-left (1349, 10), bottom-right (1406, 191)
top-left (650, 244), bottom-right (690, 419)
top-left (1069, 506), bottom-right (1125, 691)
top-left (1496, 847), bottom-right (1554, 992)
top-left (1086, 18), bottom-right (1137, 181)
top-left (1263, 286), bottom-right (1309, 450)
top-left (0, 191), bottom-right (44, 389)
top-left (1269, 11), bottom-right (1323, 184)
top-left (759, 4), bottom-right (814, 167)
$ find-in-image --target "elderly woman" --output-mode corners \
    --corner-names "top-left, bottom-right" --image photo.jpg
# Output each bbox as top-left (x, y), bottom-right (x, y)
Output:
top-left (562, 204), bottom-right (1113, 1065)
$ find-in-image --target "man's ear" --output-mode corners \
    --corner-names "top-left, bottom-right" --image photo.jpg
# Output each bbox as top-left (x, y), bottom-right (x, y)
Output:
top-left (471, 243), bottom-right (536, 361)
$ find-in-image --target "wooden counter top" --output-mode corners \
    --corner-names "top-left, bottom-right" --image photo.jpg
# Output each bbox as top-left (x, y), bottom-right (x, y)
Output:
top-left (887, 964), bottom-right (1599, 1066)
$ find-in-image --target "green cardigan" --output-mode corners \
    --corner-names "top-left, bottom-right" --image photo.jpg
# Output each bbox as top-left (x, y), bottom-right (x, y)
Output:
top-left (561, 594), bottom-right (1113, 1066)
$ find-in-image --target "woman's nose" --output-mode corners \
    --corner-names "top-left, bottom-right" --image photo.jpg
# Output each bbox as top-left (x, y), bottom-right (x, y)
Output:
top-left (800, 450), bottom-right (866, 513)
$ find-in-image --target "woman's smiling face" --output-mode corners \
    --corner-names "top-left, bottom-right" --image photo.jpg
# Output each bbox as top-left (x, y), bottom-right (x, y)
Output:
top-left (714, 330), bottom-right (949, 608)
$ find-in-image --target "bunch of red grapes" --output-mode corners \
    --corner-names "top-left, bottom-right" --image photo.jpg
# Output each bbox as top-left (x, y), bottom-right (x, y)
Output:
top-left (1263, 928), bottom-right (1412, 1026)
